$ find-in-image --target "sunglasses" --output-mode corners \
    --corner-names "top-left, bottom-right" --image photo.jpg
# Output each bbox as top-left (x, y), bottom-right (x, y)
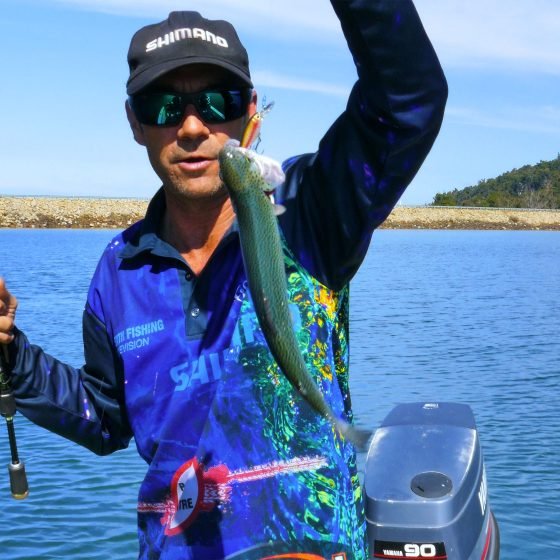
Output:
top-left (129, 88), bottom-right (252, 126)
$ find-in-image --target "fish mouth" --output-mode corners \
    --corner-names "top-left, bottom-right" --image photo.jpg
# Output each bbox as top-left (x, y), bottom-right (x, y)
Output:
top-left (221, 143), bottom-right (237, 155)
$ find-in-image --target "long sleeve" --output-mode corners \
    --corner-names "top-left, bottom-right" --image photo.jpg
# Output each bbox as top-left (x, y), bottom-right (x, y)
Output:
top-left (9, 304), bottom-right (132, 456)
top-left (277, 0), bottom-right (448, 290)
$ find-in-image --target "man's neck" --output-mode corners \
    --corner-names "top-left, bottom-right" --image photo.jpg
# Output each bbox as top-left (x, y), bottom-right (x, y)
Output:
top-left (161, 191), bottom-right (236, 275)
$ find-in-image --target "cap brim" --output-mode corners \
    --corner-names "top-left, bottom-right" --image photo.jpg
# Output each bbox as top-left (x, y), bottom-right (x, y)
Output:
top-left (127, 56), bottom-right (253, 95)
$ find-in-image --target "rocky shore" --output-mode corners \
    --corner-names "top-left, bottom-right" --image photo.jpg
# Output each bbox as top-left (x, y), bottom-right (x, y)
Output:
top-left (0, 196), bottom-right (559, 230)
top-left (383, 206), bottom-right (560, 231)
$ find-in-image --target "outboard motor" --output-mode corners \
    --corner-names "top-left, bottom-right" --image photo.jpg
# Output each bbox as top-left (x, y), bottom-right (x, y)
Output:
top-left (364, 402), bottom-right (499, 559)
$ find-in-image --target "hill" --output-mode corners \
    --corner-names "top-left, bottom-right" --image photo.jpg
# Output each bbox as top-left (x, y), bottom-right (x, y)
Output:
top-left (432, 155), bottom-right (560, 208)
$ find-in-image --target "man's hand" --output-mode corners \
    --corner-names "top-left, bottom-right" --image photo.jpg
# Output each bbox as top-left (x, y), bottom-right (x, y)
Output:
top-left (0, 278), bottom-right (17, 345)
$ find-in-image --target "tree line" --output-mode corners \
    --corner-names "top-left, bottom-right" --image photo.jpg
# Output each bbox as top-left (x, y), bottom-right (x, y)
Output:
top-left (432, 155), bottom-right (560, 209)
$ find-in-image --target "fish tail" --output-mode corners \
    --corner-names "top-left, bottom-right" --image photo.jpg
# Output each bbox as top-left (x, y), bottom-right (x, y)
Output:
top-left (335, 419), bottom-right (372, 452)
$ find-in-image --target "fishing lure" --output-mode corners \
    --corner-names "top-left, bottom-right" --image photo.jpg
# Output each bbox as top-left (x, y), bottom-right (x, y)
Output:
top-left (240, 100), bottom-right (275, 150)
top-left (236, 98), bottom-right (284, 210)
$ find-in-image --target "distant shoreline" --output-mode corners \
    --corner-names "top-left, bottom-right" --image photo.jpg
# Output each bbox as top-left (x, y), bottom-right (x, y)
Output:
top-left (1, 196), bottom-right (559, 230)
top-left (383, 206), bottom-right (560, 231)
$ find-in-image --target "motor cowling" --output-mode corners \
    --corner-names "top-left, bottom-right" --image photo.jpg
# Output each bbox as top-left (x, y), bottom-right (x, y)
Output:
top-left (363, 402), bottom-right (499, 559)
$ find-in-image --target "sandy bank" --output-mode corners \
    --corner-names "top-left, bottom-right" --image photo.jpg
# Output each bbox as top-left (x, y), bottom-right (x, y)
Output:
top-left (0, 197), bottom-right (147, 229)
top-left (0, 196), bottom-right (559, 230)
top-left (382, 206), bottom-right (560, 231)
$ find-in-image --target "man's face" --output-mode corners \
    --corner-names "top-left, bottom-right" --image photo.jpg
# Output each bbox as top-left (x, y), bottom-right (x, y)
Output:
top-left (127, 64), bottom-right (257, 203)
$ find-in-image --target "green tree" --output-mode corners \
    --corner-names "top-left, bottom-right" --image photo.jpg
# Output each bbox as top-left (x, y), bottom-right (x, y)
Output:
top-left (432, 192), bottom-right (458, 206)
top-left (431, 156), bottom-right (560, 208)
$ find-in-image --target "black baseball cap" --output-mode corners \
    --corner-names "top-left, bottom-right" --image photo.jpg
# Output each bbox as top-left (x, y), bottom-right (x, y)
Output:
top-left (126, 11), bottom-right (253, 95)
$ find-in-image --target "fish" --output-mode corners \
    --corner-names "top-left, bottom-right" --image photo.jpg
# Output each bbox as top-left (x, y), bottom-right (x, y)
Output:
top-left (219, 144), bottom-right (370, 450)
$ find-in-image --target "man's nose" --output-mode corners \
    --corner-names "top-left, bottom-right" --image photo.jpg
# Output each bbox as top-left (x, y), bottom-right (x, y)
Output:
top-left (176, 105), bottom-right (210, 139)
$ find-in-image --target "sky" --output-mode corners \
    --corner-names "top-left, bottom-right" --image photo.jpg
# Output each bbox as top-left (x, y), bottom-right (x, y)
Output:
top-left (1, 0), bottom-right (559, 205)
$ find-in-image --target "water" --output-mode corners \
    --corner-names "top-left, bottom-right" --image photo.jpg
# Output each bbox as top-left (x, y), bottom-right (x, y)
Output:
top-left (0, 229), bottom-right (558, 558)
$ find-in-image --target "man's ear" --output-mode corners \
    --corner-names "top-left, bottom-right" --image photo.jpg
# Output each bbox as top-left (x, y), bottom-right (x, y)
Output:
top-left (125, 99), bottom-right (146, 146)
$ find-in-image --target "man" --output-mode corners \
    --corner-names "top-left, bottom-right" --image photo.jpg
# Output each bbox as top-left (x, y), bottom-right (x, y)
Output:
top-left (0, 1), bottom-right (447, 558)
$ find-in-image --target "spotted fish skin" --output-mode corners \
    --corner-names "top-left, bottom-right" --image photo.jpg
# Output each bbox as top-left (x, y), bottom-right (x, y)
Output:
top-left (219, 144), bottom-right (369, 450)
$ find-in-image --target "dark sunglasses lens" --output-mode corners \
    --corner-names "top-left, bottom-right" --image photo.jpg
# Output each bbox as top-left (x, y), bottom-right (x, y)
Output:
top-left (131, 90), bottom-right (249, 126)
top-left (197, 91), bottom-right (246, 123)
top-left (131, 93), bottom-right (185, 126)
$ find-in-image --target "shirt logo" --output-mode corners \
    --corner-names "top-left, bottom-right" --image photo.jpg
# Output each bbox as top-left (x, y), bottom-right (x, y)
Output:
top-left (138, 455), bottom-right (327, 536)
top-left (170, 352), bottom-right (225, 391)
top-left (114, 319), bottom-right (165, 354)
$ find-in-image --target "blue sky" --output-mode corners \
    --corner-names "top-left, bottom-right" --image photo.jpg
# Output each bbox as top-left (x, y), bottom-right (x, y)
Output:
top-left (2, 0), bottom-right (559, 204)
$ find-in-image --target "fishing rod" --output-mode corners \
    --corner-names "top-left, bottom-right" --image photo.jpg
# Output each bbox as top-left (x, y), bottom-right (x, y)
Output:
top-left (0, 345), bottom-right (29, 499)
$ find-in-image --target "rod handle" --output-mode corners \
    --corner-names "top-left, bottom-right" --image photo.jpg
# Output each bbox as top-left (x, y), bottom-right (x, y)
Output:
top-left (0, 391), bottom-right (16, 417)
top-left (9, 461), bottom-right (29, 499)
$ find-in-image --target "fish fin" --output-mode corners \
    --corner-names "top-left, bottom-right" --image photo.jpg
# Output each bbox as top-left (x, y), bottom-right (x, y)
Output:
top-left (266, 193), bottom-right (285, 215)
top-left (335, 420), bottom-right (372, 452)
top-left (273, 204), bottom-right (286, 216)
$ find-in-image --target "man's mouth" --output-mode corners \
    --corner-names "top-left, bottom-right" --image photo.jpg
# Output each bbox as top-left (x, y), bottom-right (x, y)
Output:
top-left (178, 156), bottom-right (213, 172)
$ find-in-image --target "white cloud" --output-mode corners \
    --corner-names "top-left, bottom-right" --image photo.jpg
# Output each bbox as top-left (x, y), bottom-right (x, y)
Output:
top-left (445, 104), bottom-right (560, 135)
top-left (414, 0), bottom-right (560, 74)
top-left (53, 0), bottom-right (340, 34)
top-left (253, 70), bottom-right (349, 97)
top-left (51, 0), bottom-right (560, 73)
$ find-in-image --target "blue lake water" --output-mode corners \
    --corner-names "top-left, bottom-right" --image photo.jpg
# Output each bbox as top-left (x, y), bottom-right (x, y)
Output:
top-left (0, 228), bottom-right (558, 559)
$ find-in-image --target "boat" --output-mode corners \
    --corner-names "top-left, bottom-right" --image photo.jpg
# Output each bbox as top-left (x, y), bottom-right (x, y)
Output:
top-left (364, 402), bottom-right (500, 559)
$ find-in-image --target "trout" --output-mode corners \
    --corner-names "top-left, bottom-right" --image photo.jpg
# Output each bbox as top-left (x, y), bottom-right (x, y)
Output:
top-left (219, 144), bottom-right (370, 450)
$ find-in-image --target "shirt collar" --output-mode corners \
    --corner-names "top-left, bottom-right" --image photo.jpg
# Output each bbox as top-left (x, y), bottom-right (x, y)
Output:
top-left (119, 187), bottom-right (176, 260)
top-left (119, 187), bottom-right (240, 261)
